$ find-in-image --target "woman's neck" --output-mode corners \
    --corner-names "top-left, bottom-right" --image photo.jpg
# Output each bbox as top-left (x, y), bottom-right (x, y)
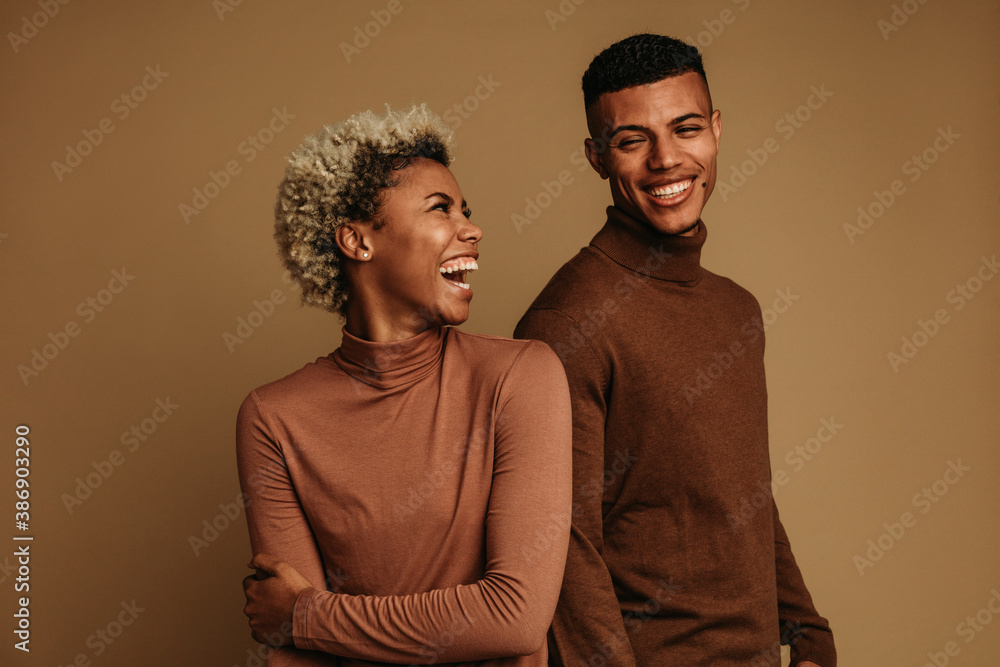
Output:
top-left (343, 301), bottom-right (438, 343)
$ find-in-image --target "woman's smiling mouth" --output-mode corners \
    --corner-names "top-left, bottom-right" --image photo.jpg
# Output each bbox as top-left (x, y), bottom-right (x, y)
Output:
top-left (439, 257), bottom-right (478, 291)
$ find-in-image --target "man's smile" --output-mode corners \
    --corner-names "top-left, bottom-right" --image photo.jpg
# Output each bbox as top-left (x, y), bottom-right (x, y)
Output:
top-left (644, 176), bottom-right (698, 206)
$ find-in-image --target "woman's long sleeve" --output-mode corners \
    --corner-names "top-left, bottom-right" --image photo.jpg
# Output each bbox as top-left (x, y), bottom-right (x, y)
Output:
top-left (238, 338), bottom-right (572, 664)
top-left (237, 393), bottom-right (341, 666)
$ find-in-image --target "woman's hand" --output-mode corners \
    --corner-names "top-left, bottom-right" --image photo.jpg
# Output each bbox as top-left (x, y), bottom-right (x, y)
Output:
top-left (242, 553), bottom-right (314, 646)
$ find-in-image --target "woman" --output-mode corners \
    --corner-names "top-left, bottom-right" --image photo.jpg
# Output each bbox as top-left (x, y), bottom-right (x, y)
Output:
top-left (237, 105), bottom-right (572, 666)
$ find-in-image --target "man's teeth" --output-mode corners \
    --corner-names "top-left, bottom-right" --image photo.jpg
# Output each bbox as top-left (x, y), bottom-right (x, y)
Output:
top-left (439, 259), bottom-right (479, 274)
top-left (649, 180), bottom-right (693, 197)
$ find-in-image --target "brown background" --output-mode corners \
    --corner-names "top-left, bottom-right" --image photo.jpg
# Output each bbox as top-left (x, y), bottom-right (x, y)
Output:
top-left (2, 0), bottom-right (998, 665)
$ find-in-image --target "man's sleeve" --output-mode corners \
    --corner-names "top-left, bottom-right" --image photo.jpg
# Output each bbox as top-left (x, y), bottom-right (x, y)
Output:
top-left (236, 391), bottom-right (340, 666)
top-left (515, 308), bottom-right (638, 667)
top-left (772, 501), bottom-right (837, 666)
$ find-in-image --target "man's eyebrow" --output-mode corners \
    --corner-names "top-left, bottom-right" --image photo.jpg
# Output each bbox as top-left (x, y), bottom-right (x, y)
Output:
top-left (608, 114), bottom-right (708, 138)
top-left (608, 124), bottom-right (648, 139)
top-left (669, 112), bottom-right (707, 126)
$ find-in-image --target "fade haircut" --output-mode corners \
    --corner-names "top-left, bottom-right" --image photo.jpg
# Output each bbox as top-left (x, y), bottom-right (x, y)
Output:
top-left (582, 33), bottom-right (709, 111)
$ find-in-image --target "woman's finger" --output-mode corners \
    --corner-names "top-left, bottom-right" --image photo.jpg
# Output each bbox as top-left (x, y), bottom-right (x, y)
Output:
top-left (248, 552), bottom-right (281, 576)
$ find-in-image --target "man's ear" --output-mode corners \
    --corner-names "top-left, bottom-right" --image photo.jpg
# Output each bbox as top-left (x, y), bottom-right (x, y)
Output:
top-left (585, 138), bottom-right (609, 179)
top-left (335, 223), bottom-right (371, 261)
top-left (711, 108), bottom-right (722, 150)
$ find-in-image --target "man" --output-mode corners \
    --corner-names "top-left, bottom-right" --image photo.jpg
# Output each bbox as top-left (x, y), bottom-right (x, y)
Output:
top-left (514, 34), bottom-right (836, 666)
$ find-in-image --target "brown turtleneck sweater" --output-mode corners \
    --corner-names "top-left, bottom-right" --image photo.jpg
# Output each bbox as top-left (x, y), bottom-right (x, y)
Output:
top-left (236, 327), bottom-right (572, 666)
top-left (514, 206), bottom-right (836, 667)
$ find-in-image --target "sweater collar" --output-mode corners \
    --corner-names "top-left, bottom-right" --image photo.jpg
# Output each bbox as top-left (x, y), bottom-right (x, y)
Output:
top-left (333, 326), bottom-right (445, 389)
top-left (590, 206), bottom-right (706, 283)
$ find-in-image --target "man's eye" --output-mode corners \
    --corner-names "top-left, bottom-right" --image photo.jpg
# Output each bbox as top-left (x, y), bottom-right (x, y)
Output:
top-left (677, 126), bottom-right (703, 135)
top-left (615, 138), bottom-right (645, 148)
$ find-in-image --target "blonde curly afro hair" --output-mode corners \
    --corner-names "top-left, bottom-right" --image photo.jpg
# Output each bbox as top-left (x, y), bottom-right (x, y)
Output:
top-left (274, 104), bottom-right (454, 315)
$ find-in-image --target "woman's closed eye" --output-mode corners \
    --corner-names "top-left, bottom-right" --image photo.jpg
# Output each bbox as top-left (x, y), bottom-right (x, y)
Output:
top-left (429, 199), bottom-right (472, 219)
top-left (428, 195), bottom-right (455, 214)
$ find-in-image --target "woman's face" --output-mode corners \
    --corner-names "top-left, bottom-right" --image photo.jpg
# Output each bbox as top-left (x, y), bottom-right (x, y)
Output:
top-left (364, 158), bottom-right (482, 331)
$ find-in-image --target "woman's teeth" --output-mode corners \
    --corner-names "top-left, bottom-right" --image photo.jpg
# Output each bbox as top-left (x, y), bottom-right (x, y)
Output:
top-left (439, 259), bottom-right (478, 274)
top-left (439, 258), bottom-right (477, 290)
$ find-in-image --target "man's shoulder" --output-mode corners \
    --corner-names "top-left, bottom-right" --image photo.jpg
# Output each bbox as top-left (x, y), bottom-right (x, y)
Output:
top-left (513, 246), bottom-right (625, 358)
top-left (701, 266), bottom-right (756, 294)
top-left (522, 246), bottom-right (619, 314)
top-left (521, 252), bottom-right (758, 315)
top-left (701, 269), bottom-right (765, 314)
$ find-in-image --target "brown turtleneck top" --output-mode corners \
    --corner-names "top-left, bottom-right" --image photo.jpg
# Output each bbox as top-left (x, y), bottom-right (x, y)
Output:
top-left (514, 206), bottom-right (836, 667)
top-left (236, 327), bottom-right (572, 666)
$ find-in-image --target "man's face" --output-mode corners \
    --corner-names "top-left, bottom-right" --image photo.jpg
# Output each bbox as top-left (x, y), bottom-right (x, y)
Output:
top-left (585, 72), bottom-right (722, 235)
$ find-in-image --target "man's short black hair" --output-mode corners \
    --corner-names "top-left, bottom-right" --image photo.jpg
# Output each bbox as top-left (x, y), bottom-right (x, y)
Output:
top-left (582, 34), bottom-right (708, 110)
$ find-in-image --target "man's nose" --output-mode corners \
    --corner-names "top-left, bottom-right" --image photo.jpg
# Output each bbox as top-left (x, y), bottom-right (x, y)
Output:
top-left (647, 137), bottom-right (682, 170)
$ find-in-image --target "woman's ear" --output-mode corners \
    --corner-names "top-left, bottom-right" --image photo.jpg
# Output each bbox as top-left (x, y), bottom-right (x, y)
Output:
top-left (335, 223), bottom-right (372, 261)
